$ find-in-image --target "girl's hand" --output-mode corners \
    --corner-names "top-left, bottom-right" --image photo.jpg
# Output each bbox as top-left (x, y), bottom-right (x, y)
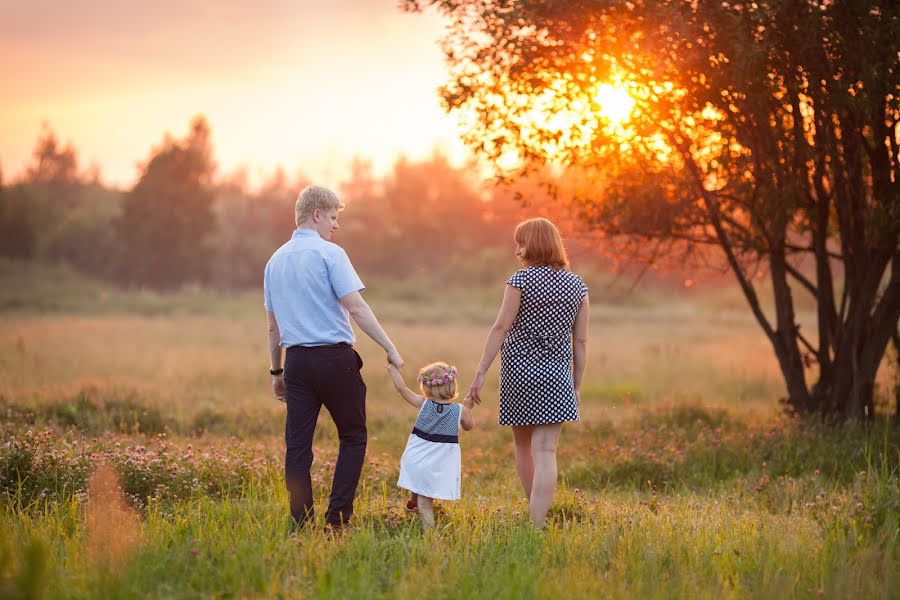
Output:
top-left (463, 394), bottom-right (475, 410)
top-left (465, 371), bottom-right (485, 405)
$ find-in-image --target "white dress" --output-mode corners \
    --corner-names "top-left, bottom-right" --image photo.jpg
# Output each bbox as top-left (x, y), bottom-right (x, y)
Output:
top-left (397, 400), bottom-right (462, 500)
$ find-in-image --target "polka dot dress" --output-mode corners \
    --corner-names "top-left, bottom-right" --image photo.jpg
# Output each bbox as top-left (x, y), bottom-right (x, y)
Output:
top-left (499, 266), bottom-right (588, 426)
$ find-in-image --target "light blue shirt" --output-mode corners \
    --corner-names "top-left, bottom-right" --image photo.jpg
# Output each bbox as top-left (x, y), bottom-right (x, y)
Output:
top-left (264, 229), bottom-right (365, 347)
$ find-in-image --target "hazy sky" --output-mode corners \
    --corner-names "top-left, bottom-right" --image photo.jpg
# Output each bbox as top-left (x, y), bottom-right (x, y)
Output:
top-left (0, 0), bottom-right (467, 188)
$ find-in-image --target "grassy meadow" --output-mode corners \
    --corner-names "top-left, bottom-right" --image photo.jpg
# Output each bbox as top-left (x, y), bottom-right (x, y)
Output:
top-left (1, 262), bottom-right (898, 599)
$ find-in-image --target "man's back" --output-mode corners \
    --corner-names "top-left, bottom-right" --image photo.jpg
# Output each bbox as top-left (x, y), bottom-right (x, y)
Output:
top-left (264, 229), bottom-right (364, 347)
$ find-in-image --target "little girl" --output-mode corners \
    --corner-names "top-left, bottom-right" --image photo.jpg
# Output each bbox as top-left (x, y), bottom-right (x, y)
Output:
top-left (387, 361), bottom-right (474, 528)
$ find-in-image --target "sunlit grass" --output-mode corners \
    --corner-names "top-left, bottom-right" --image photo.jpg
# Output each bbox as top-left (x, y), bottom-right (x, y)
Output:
top-left (1, 269), bottom-right (898, 598)
top-left (2, 459), bottom-right (897, 598)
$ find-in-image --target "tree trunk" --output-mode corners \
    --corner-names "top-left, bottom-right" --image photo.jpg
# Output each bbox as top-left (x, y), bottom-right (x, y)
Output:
top-left (828, 253), bottom-right (900, 420)
top-left (770, 234), bottom-right (813, 413)
top-left (893, 332), bottom-right (900, 427)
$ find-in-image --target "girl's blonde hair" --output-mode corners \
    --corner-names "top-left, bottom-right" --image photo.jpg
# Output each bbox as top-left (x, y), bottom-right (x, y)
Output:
top-left (514, 218), bottom-right (570, 270)
top-left (417, 361), bottom-right (458, 401)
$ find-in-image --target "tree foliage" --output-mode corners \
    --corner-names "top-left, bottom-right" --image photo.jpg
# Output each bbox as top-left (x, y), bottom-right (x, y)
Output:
top-left (406, 0), bottom-right (900, 419)
top-left (0, 126), bottom-right (119, 268)
top-left (337, 154), bottom-right (512, 282)
top-left (211, 168), bottom-right (303, 289)
top-left (114, 117), bottom-right (217, 289)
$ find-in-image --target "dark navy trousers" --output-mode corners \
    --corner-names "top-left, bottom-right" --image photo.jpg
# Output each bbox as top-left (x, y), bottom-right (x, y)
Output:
top-left (284, 345), bottom-right (367, 527)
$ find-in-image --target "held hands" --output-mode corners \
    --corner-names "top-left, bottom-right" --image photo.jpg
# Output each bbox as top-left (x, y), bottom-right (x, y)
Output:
top-left (465, 371), bottom-right (485, 406)
top-left (387, 348), bottom-right (405, 369)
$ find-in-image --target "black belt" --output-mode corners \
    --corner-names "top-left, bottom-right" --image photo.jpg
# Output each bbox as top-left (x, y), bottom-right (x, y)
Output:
top-left (290, 342), bottom-right (352, 350)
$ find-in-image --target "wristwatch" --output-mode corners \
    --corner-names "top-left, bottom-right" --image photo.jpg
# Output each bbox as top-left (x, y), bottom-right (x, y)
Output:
top-left (269, 367), bottom-right (284, 376)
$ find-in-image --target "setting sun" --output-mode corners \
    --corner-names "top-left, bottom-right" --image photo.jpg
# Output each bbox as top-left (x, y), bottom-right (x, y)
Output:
top-left (594, 83), bottom-right (635, 126)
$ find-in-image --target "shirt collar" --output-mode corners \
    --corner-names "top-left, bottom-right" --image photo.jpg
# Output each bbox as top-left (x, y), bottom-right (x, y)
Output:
top-left (292, 228), bottom-right (320, 240)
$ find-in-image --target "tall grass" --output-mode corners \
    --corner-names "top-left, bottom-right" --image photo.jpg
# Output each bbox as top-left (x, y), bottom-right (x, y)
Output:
top-left (1, 268), bottom-right (897, 598)
top-left (2, 451), bottom-right (897, 599)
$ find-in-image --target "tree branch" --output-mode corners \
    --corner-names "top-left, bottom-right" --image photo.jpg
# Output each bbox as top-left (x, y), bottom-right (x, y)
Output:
top-left (785, 262), bottom-right (818, 297)
top-left (796, 327), bottom-right (818, 358)
top-left (784, 243), bottom-right (843, 260)
top-left (677, 142), bottom-right (776, 341)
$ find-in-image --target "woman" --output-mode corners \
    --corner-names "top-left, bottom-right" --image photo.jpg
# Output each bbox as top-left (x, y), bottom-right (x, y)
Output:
top-left (467, 217), bottom-right (589, 527)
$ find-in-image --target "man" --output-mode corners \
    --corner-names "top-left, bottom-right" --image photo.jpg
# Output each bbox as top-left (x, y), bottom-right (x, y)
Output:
top-left (264, 184), bottom-right (403, 530)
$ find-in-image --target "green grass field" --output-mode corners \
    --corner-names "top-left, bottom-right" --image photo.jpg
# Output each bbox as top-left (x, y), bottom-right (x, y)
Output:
top-left (1, 264), bottom-right (898, 598)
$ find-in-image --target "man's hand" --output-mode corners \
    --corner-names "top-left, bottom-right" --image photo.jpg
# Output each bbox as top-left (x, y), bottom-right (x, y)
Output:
top-left (387, 348), bottom-right (404, 369)
top-left (273, 374), bottom-right (286, 402)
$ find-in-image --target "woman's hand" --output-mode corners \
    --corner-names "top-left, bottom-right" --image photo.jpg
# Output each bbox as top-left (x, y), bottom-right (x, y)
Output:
top-left (465, 371), bottom-right (485, 405)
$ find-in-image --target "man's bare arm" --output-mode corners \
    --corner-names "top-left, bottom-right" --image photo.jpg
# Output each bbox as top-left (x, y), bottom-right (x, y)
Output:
top-left (266, 310), bottom-right (286, 401)
top-left (339, 291), bottom-right (404, 368)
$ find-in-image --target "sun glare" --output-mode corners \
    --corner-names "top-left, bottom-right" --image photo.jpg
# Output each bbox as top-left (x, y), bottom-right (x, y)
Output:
top-left (594, 83), bottom-right (635, 126)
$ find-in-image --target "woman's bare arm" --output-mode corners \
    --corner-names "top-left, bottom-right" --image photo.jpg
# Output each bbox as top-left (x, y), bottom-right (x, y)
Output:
top-left (465, 285), bottom-right (522, 404)
top-left (572, 294), bottom-right (590, 398)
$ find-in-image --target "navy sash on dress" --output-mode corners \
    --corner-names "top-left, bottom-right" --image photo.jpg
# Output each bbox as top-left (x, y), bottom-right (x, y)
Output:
top-left (412, 427), bottom-right (459, 444)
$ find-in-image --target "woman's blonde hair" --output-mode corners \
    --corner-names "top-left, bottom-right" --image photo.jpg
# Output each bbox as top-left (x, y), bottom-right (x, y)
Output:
top-left (417, 361), bottom-right (459, 401)
top-left (295, 185), bottom-right (344, 226)
top-left (514, 218), bottom-right (570, 269)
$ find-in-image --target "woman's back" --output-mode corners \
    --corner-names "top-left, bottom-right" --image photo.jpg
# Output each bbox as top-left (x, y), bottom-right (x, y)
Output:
top-left (503, 266), bottom-right (588, 368)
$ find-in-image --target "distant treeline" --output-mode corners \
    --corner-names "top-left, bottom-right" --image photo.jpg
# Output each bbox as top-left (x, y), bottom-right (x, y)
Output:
top-left (1, 116), bottom-right (734, 295)
top-left (0, 117), bottom-right (579, 291)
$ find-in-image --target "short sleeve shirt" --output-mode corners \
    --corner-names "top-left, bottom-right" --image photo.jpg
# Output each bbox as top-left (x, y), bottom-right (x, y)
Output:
top-left (263, 229), bottom-right (364, 347)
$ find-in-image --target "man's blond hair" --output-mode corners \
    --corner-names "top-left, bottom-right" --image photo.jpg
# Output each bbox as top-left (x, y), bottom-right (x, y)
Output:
top-left (295, 185), bottom-right (344, 226)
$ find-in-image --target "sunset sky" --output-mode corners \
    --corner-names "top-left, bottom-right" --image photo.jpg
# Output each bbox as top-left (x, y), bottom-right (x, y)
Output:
top-left (0, 0), bottom-right (468, 188)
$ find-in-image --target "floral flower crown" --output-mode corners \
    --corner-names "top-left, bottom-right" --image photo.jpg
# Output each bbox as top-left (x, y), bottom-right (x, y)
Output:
top-left (417, 366), bottom-right (458, 386)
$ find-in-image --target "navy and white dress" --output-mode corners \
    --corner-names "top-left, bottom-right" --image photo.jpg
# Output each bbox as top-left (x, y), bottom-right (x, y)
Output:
top-left (397, 400), bottom-right (462, 500)
top-left (499, 266), bottom-right (589, 426)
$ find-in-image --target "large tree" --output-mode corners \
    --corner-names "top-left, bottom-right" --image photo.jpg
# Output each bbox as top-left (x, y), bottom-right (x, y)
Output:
top-left (406, 0), bottom-right (899, 420)
top-left (115, 117), bottom-right (216, 289)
